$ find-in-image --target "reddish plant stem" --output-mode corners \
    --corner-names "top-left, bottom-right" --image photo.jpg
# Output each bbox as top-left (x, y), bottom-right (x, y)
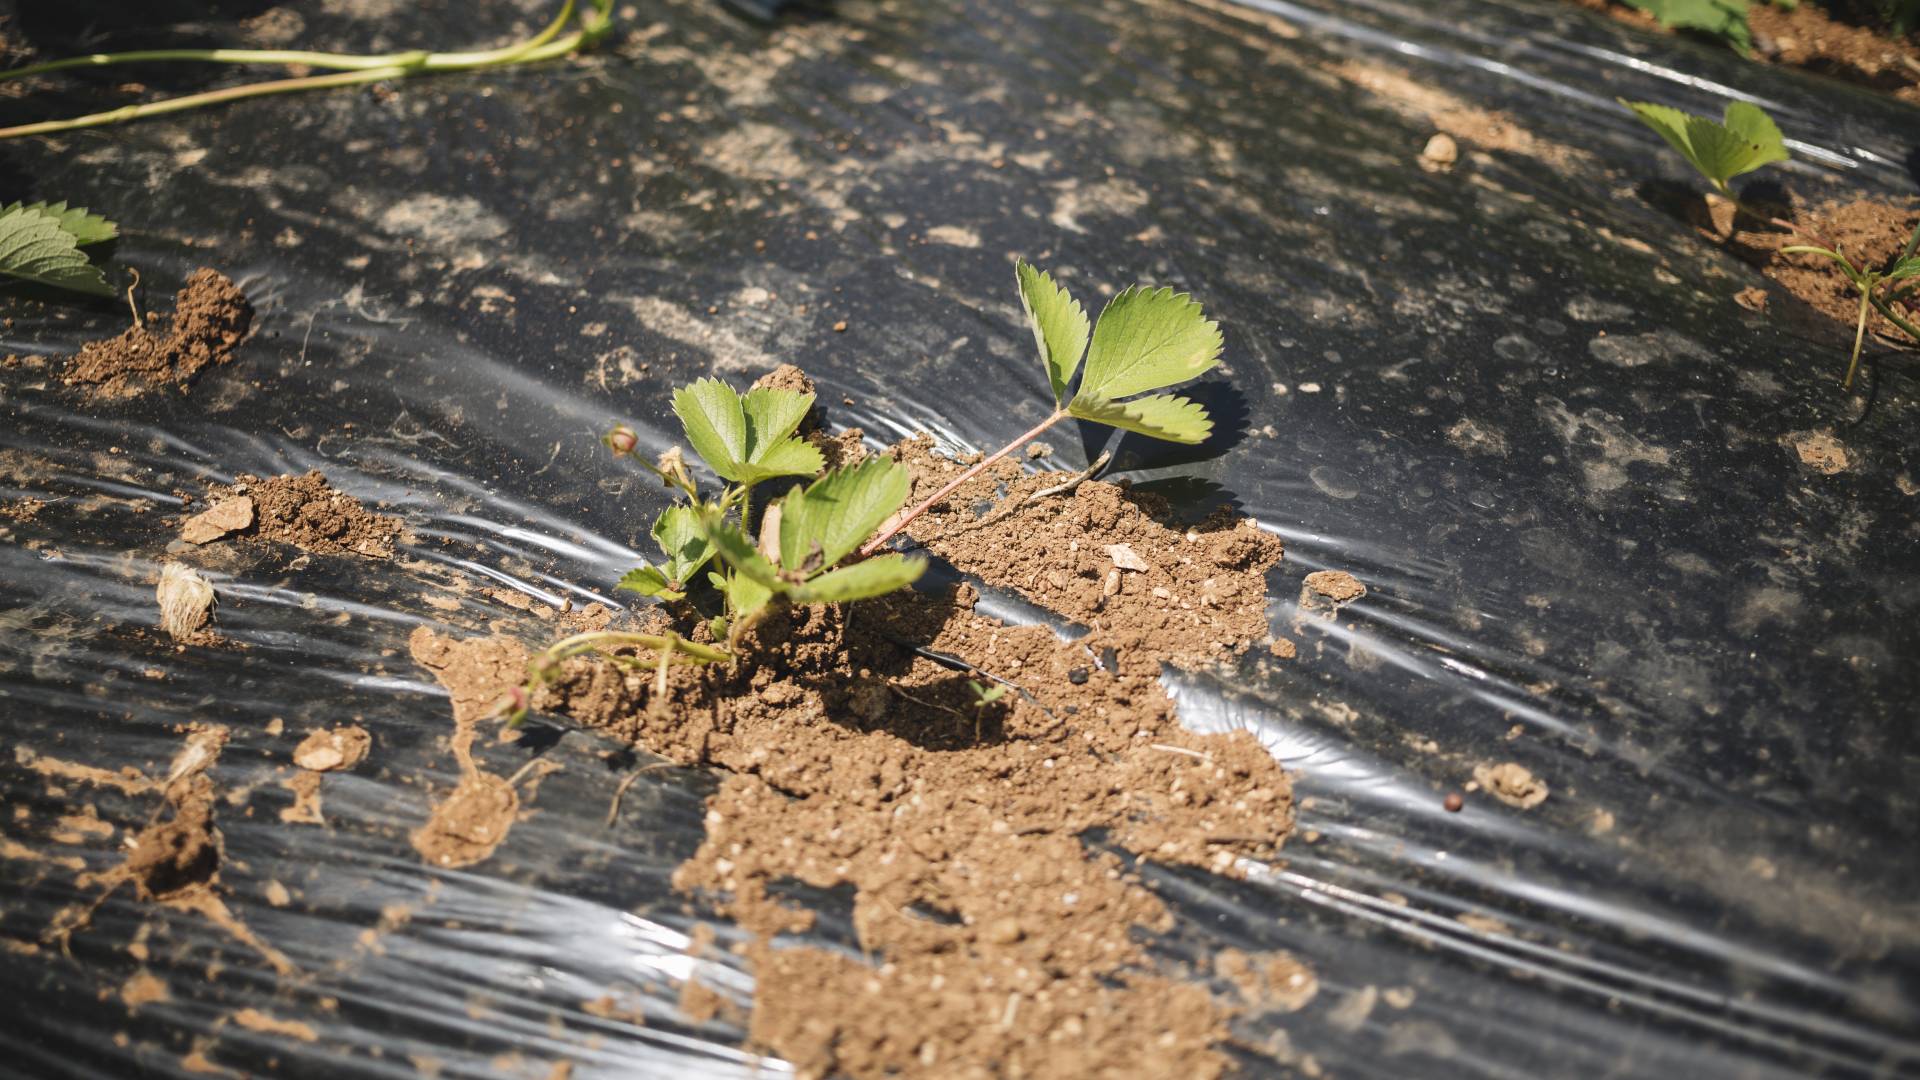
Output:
top-left (857, 408), bottom-right (1066, 557)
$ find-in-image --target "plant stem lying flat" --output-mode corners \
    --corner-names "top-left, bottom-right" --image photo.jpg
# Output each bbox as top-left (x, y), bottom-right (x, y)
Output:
top-left (0, 0), bottom-right (608, 140)
top-left (859, 408), bottom-right (1068, 557)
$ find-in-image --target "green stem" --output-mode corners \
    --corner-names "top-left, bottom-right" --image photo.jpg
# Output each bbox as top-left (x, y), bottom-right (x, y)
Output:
top-left (1846, 288), bottom-right (1872, 390)
top-left (857, 407), bottom-right (1068, 558)
top-left (0, 0), bottom-right (605, 141)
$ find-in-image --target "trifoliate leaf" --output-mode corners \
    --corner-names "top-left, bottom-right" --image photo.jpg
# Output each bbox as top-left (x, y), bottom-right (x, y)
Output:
top-left (651, 505), bottom-right (715, 588)
top-left (0, 203), bottom-right (113, 296)
top-left (1622, 98), bottom-right (1787, 190)
top-left (1620, 0), bottom-right (1752, 52)
top-left (1016, 259), bottom-right (1089, 406)
top-left (791, 553), bottom-right (926, 603)
top-left (1073, 285), bottom-right (1222, 404)
top-left (777, 458), bottom-right (913, 571)
top-left (1068, 393), bottom-right (1213, 445)
top-left (0, 201), bottom-right (118, 247)
top-left (617, 564), bottom-right (682, 600)
top-left (671, 379), bottom-right (823, 484)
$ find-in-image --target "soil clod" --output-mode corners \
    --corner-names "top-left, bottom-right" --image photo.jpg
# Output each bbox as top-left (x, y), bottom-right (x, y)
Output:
top-left (61, 269), bottom-right (253, 400)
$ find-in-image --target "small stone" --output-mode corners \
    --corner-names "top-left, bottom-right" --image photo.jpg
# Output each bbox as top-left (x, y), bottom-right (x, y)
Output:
top-left (179, 495), bottom-right (254, 544)
top-left (832, 320), bottom-right (848, 332)
top-left (1105, 543), bottom-right (1150, 572)
top-left (293, 726), bottom-right (372, 772)
top-left (1068, 667), bottom-right (1089, 685)
top-left (981, 917), bottom-right (1024, 945)
top-left (1444, 793), bottom-right (1464, 813)
top-left (1418, 132), bottom-right (1458, 173)
top-left (1102, 569), bottom-right (1121, 597)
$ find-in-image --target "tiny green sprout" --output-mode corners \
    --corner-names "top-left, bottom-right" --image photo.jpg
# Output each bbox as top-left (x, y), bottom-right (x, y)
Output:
top-left (966, 680), bottom-right (1008, 741)
top-left (0, 200), bottom-right (119, 297)
top-left (1622, 98), bottom-right (1920, 387)
top-left (858, 259), bottom-right (1224, 556)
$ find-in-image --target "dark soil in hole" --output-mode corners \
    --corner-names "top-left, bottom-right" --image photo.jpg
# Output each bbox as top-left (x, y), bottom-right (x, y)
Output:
top-left (1571, 0), bottom-right (1920, 104)
top-left (59, 268), bottom-right (254, 401)
top-left (409, 444), bottom-right (1297, 1079)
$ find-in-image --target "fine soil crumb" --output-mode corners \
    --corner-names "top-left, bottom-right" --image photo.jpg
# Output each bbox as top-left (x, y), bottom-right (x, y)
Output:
top-left (411, 772), bottom-right (519, 869)
top-left (1418, 132), bottom-right (1458, 173)
top-left (292, 726), bottom-right (371, 772)
top-left (1473, 762), bottom-right (1549, 809)
top-left (229, 1008), bottom-right (318, 1042)
top-left (212, 471), bottom-right (406, 558)
top-left (1785, 430), bottom-right (1851, 474)
top-left (156, 562), bottom-right (218, 644)
top-left (1697, 196), bottom-right (1919, 340)
top-left (61, 269), bottom-right (254, 400)
top-left (1303, 570), bottom-right (1367, 604)
top-left (892, 435), bottom-right (1284, 667)
top-left (121, 970), bottom-right (170, 1008)
top-left (1733, 286), bottom-right (1768, 313)
top-left (0, 497), bottom-right (44, 522)
top-left (1214, 948), bottom-right (1320, 1013)
top-left (180, 496), bottom-right (255, 545)
top-left (281, 772), bottom-right (325, 825)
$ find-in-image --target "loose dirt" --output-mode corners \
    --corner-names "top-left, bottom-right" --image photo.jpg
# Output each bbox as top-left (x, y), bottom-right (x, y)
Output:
top-left (1573, 0), bottom-right (1920, 104)
top-left (891, 435), bottom-right (1285, 667)
top-left (1473, 762), bottom-right (1550, 809)
top-left (292, 726), bottom-right (372, 773)
top-left (1694, 196), bottom-right (1919, 341)
top-left (196, 471), bottom-right (407, 559)
top-left (407, 627), bottom-right (530, 869)
top-left (60, 269), bottom-right (254, 400)
top-left (411, 438), bottom-right (1295, 1080)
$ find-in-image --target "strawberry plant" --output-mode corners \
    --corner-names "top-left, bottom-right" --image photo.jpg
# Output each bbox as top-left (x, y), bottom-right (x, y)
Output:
top-left (0, 0), bottom-right (612, 140)
top-left (496, 378), bottom-right (924, 724)
top-left (1623, 98), bottom-right (1920, 387)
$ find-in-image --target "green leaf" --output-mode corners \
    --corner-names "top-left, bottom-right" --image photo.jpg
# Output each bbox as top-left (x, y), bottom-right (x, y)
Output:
top-left (777, 458), bottom-right (913, 571)
top-left (1, 201), bottom-right (118, 246)
top-left (670, 378), bottom-right (822, 483)
top-left (1620, 0), bottom-right (1753, 52)
top-left (1068, 393), bottom-right (1214, 445)
top-left (1621, 98), bottom-right (1787, 189)
top-left (1072, 285), bottom-right (1223, 405)
top-left (651, 505), bottom-right (715, 588)
top-left (1016, 259), bottom-right (1089, 406)
top-left (791, 553), bottom-right (926, 603)
top-left (1884, 256), bottom-right (1920, 282)
top-left (711, 569), bottom-right (775, 621)
top-left (617, 564), bottom-right (683, 601)
top-left (701, 519), bottom-right (786, 591)
top-left (0, 203), bottom-right (113, 296)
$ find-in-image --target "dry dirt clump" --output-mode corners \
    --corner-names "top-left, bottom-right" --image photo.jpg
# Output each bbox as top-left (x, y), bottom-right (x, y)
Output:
top-left (61, 269), bottom-right (254, 400)
top-left (1474, 762), bottom-right (1550, 809)
top-left (200, 471), bottom-right (407, 558)
top-left (890, 435), bottom-right (1284, 667)
top-left (407, 627), bottom-right (530, 869)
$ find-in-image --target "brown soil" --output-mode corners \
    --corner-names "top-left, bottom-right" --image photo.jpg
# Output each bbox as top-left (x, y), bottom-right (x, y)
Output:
top-left (0, 497), bottom-right (44, 522)
top-left (1573, 0), bottom-right (1920, 103)
top-left (407, 628), bottom-right (530, 869)
top-left (1695, 195), bottom-right (1920, 339)
top-left (1473, 762), bottom-right (1550, 809)
top-left (410, 437), bottom-right (1294, 1080)
top-left (200, 471), bottom-right (407, 559)
top-left (293, 725), bottom-right (372, 772)
top-left (891, 436), bottom-right (1285, 667)
top-left (60, 269), bottom-right (254, 400)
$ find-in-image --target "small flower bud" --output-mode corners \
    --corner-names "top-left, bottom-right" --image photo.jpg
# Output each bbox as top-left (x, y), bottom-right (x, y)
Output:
top-left (604, 424), bottom-right (639, 456)
top-left (491, 684), bottom-right (531, 724)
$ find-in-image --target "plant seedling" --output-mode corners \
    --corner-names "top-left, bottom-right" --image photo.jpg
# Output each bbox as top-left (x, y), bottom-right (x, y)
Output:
top-left (0, 0), bottom-right (612, 140)
top-left (1622, 98), bottom-right (1920, 387)
top-left (497, 376), bottom-right (924, 724)
top-left (857, 260), bottom-right (1224, 556)
top-left (966, 679), bottom-right (1008, 743)
top-left (0, 200), bottom-right (119, 296)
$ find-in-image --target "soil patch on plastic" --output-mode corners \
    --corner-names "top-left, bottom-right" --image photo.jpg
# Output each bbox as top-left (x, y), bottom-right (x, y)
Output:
top-left (407, 627), bottom-right (530, 869)
top-left (406, 439), bottom-right (1298, 1079)
top-left (193, 471), bottom-right (407, 559)
top-left (890, 435), bottom-right (1285, 667)
top-left (1574, 0), bottom-right (1920, 104)
top-left (59, 269), bottom-right (254, 400)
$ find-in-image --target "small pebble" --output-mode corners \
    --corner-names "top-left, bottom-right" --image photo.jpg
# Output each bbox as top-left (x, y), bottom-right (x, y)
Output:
top-left (1068, 667), bottom-right (1089, 685)
top-left (1444, 793), bottom-right (1464, 813)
